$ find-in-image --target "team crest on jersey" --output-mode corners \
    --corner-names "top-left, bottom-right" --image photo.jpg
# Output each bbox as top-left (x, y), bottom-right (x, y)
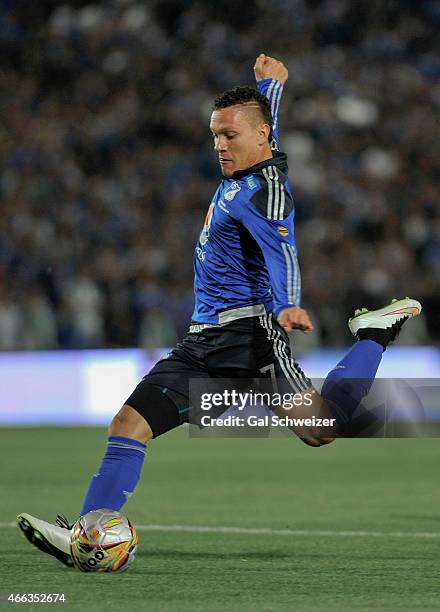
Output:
top-left (278, 226), bottom-right (289, 236)
top-left (224, 181), bottom-right (241, 201)
top-left (246, 175), bottom-right (258, 190)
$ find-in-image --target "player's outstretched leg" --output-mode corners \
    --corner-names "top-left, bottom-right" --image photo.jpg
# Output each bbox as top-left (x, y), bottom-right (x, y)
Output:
top-left (281, 297), bottom-right (422, 445)
top-left (79, 376), bottom-right (183, 515)
top-left (319, 297), bottom-right (421, 432)
top-left (79, 406), bottom-right (150, 517)
top-left (17, 387), bottom-right (164, 567)
top-left (17, 407), bottom-right (152, 567)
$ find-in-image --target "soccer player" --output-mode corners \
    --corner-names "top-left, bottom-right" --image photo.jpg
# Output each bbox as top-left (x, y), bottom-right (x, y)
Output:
top-left (17, 55), bottom-right (421, 567)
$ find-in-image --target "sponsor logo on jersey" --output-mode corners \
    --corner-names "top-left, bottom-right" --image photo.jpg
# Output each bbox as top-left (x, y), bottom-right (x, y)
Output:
top-left (246, 175), bottom-right (258, 190)
top-left (196, 246), bottom-right (206, 262)
top-left (224, 181), bottom-right (241, 201)
top-left (277, 226), bottom-right (289, 236)
top-left (199, 202), bottom-right (214, 246)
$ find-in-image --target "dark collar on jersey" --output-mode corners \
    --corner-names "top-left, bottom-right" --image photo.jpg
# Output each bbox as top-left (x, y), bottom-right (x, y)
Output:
top-left (231, 150), bottom-right (287, 179)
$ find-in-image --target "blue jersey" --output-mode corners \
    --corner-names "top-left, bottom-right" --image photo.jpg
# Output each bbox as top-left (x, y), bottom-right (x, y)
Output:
top-left (192, 79), bottom-right (301, 325)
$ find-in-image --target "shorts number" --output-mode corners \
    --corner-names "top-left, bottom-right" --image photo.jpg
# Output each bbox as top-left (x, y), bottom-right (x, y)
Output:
top-left (260, 364), bottom-right (278, 392)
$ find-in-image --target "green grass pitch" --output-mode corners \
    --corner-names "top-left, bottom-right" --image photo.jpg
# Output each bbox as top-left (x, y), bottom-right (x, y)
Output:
top-left (0, 427), bottom-right (439, 611)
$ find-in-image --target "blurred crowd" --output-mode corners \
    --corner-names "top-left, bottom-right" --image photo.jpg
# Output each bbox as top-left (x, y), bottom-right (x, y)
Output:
top-left (0, 0), bottom-right (438, 351)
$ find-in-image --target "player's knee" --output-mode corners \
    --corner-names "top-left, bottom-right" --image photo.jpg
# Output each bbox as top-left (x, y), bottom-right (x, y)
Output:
top-left (109, 404), bottom-right (153, 444)
top-left (318, 437), bottom-right (336, 446)
top-left (301, 436), bottom-right (335, 448)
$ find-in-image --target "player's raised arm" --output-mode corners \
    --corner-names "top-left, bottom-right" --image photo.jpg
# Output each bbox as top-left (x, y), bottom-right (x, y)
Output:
top-left (254, 54), bottom-right (288, 148)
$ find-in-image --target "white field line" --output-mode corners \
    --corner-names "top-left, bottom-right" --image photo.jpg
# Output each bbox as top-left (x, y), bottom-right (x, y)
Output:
top-left (3, 521), bottom-right (440, 539)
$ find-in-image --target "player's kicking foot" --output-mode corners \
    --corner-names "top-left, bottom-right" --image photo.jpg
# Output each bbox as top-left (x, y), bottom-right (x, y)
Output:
top-left (348, 297), bottom-right (422, 348)
top-left (17, 513), bottom-right (73, 567)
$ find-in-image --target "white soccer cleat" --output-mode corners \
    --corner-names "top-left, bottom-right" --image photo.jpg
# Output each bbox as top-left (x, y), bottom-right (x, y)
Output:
top-left (348, 297), bottom-right (422, 344)
top-left (17, 513), bottom-right (73, 568)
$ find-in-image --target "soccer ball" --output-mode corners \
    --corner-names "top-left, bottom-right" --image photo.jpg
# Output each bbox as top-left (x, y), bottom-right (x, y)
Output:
top-left (70, 509), bottom-right (138, 572)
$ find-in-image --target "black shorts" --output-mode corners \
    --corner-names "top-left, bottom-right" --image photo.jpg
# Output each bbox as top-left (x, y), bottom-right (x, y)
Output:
top-left (125, 312), bottom-right (312, 437)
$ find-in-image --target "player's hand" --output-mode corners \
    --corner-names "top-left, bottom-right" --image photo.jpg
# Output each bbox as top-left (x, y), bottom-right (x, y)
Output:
top-left (277, 307), bottom-right (314, 333)
top-left (254, 53), bottom-right (288, 85)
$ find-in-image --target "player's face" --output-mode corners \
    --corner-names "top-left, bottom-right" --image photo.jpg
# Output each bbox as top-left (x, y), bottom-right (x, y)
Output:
top-left (210, 106), bottom-right (269, 178)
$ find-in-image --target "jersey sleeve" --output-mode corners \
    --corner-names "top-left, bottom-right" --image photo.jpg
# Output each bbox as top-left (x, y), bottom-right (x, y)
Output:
top-left (234, 179), bottom-right (302, 317)
top-left (257, 78), bottom-right (284, 149)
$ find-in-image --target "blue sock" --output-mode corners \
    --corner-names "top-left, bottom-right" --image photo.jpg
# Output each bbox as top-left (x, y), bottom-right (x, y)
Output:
top-left (80, 436), bottom-right (147, 515)
top-left (321, 340), bottom-right (383, 426)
